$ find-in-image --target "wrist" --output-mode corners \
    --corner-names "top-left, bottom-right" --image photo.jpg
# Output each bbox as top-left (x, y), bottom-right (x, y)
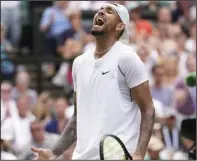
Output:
top-left (51, 150), bottom-right (59, 158)
top-left (134, 151), bottom-right (144, 158)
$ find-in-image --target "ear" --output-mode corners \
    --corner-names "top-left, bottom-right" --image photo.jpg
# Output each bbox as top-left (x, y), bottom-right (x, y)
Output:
top-left (116, 23), bottom-right (125, 32)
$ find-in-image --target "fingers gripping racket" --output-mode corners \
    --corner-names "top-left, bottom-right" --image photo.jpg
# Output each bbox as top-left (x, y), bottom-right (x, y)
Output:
top-left (100, 134), bottom-right (133, 160)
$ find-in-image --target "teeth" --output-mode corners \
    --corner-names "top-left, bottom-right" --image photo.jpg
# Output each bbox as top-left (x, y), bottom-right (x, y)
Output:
top-left (98, 18), bottom-right (104, 21)
top-left (96, 17), bottom-right (105, 26)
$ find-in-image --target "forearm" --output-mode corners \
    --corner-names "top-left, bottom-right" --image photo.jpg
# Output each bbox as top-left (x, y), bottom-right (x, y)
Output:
top-left (135, 106), bottom-right (155, 157)
top-left (52, 114), bottom-right (77, 157)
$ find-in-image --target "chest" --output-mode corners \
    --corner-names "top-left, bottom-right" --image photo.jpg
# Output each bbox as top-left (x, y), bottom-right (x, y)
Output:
top-left (78, 55), bottom-right (120, 92)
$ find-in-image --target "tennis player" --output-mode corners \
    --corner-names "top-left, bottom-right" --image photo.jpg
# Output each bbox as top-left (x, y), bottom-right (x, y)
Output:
top-left (32, 3), bottom-right (155, 160)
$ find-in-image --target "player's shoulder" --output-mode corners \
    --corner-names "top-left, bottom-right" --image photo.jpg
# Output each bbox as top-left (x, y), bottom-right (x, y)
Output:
top-left (117, 42), bottom-right (138, 62)
top-left (73, 51), bottom-right (93, 65)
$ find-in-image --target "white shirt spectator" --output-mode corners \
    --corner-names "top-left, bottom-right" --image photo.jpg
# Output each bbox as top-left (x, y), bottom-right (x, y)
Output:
top-left (1, 151), bottom-right (17, 160)
top-left (12, 114), bottom-right (36, 155)
top-left (1, 99), bottom-right (18, 141)
top-left (185, 39), bottom-right (196, 53)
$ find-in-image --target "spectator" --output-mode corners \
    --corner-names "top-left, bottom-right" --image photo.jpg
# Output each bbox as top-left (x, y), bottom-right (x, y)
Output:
top-left (168, 23), bottom-right (182, 40)
top-left (19, 121), bottom-right (59, 160)
top-left (40, 1), bottom-right (71, 56)
top-left (11, 95), bottom-right (36, 156)
top-left (152, 123), bottom-right (163, 140)
top-left (129, 3), bottom-right (153, 43)
top-left (11, 71), bottom-right (38, 105)
top-left (32, 92), bottom-right (54, 124)
top-left (145, 136), bottom-right (166, 160)
top-left (150, 64), bottom-right (174, 108)
top-left (156, 7), bottom-right (172, 40)
top-left (57, 9), bottom-right (86, 55)
top-left (45, 97), bottom-right (69, 134)
top-left (174, 53), bottom-right (196, 127)
top-left (161, 108), bottom-right (181, 152)
top-left (152, 99), bottom-right (166, 124)
top-left (175, 32), bottom-right (190, 77)
top-left (62, 39), bottom-right (83, 60)
top-left (186, 53), bottom-right (196, 75)
top-left (1, 1), bottom-right (21, 47)
top-left (185, 21), bottom-right (196, 53)
top-left (52, 38), bottom-right (83, 87)
top-left (157, 7), bottom-right (172, 24)
top-left (137, 43), bottom-right (155, 84)
top-left (172, 151), bottom-right (188, 160)
top-left (1, 81), bottom-right (18, 143)
top-left (1, 22), bottom-right (15, 80)
top-left (177, 1), bottom-right (193, 29)
top-left (1, 22), bottom-right (14, 53)
top-left (1, 132), bottom-right (17, 160)
top-left (163, 55), bottom-right (179, 88)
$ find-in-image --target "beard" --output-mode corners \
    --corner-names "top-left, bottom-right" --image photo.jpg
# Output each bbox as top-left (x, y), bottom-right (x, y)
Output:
top-left (90, 25), bottom-right (109, 36)
top-left (90, 29), bottom-right (106, 36)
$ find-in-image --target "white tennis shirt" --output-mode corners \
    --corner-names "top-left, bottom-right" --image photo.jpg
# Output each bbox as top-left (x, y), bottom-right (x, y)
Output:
top-left (72, 41), bottom-right (148, 159)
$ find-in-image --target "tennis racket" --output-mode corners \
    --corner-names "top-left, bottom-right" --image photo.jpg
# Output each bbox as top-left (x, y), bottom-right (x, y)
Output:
top-left (99, 134), bottom-right (133, 160)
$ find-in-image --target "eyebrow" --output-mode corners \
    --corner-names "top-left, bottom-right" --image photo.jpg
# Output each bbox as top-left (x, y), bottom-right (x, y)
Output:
top-left (112, 3), bottom-right (118, 6)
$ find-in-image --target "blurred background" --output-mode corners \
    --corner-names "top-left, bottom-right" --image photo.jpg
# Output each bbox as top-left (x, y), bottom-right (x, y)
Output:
top-left (1, 1), bottom-right (196, 160)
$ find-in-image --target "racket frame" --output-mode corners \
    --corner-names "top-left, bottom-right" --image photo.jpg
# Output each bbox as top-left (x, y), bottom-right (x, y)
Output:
top-left (99, 134), bottom-right (133, 160)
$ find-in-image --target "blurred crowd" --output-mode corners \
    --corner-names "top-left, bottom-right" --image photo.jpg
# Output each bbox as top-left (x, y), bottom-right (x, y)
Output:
top-left (1, 1), bottom-right (196, 160)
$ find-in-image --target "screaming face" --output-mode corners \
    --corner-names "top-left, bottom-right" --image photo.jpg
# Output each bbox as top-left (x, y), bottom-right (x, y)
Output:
top-left (91, 4), bottom-right (122, 36)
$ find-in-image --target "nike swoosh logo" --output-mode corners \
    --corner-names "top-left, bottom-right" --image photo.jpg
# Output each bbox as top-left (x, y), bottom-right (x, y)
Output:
top-left (102, 71), bottom-right (110, 75)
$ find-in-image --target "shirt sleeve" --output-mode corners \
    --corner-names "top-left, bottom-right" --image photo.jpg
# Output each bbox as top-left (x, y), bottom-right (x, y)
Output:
top-left (72, 57), bottom-right (79, 92)
top-left (40, 8), bottom-right (52, 27)
top-left (118, 49), bottom-right (149, 89)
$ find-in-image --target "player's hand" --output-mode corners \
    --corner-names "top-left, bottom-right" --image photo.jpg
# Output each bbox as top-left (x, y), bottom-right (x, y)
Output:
top-left (31, 147), bottom-right (57, 160)
top-left (131, 152), bottom-right (143, 160)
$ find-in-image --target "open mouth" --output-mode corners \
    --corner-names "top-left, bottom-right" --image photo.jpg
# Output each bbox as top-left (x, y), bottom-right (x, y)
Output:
top-left (95, 17), bottom-right (105, 26)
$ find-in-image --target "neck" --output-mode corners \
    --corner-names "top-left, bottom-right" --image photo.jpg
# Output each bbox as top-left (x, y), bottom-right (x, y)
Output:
top-left (95, 35), bottom-right (117, 56)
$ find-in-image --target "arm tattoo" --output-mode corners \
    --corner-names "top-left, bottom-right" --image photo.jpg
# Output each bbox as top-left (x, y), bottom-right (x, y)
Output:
top-left (52, 93), bottom-right (77, 157)
top-left (136, 107), bottom-right (155, 157)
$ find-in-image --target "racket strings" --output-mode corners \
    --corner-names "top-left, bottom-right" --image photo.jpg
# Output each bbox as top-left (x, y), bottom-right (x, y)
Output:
top-left (103, 137), bottom-right (125, 159)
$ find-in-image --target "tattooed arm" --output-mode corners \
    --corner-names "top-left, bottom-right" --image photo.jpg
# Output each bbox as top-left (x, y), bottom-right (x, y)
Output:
top-left (131, 81), bottom-right (155, 159)
top-left (52, 92), bottom-right (77, 157)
